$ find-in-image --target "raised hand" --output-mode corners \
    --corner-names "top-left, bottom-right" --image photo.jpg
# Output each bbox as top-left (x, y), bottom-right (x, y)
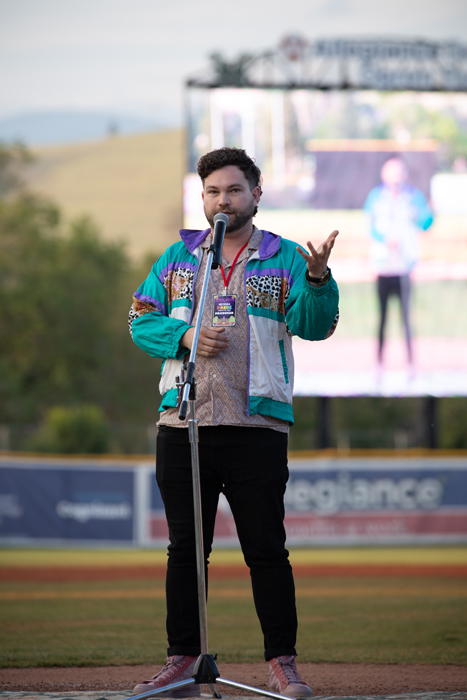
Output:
top-left (297, 229), bottom-right (339, 278)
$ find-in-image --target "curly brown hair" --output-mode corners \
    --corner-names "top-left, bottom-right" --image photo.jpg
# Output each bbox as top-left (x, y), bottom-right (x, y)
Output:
top-left (197, 147), bottom-right (263, 194)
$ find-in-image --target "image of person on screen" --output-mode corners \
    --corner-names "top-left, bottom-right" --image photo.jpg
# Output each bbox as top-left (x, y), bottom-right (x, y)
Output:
top-left (364, 155), bottom-right (434, 373)
top-left (129, 147), bottom-right (339, 698)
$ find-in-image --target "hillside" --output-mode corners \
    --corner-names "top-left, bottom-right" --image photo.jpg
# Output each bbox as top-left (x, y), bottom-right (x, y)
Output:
top-left (26, 129), bottom-right (185, 260)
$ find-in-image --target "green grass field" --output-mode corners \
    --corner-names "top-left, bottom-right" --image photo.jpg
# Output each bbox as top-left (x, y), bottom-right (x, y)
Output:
top-left (1, 547), bottom-right (466, 668)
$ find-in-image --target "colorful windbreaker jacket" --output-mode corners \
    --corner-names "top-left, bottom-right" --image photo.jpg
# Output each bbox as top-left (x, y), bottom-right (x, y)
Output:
top-left (129, 228), bottom-right (339, 424)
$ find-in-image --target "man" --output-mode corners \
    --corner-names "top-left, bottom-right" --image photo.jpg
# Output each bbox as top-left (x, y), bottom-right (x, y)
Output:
top-left (364, 155), bottom-right (433, 371)
top-left (129, 147), bottom-right (339, 698)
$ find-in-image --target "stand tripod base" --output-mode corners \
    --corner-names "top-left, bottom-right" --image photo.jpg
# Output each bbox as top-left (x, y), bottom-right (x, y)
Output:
top-left (129, 653), bottom-right (294, 700)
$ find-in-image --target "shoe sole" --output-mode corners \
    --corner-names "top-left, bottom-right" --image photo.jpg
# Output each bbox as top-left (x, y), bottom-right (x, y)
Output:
top-left (269, 684), bottom-right (313, 698)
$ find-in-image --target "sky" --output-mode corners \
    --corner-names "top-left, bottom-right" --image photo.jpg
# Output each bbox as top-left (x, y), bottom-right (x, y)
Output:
top-left (1, 0), bottom-right (467, 126)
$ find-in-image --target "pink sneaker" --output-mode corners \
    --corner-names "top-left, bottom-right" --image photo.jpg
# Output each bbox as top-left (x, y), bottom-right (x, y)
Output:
top-left (133, 655), bottom-right (200, 697)
top-left (269, 655), bottom-right (313, 698)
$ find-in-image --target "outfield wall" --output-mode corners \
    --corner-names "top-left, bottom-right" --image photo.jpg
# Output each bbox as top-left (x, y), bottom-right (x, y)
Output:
top-left (1, 453), bottom-right (466, 547)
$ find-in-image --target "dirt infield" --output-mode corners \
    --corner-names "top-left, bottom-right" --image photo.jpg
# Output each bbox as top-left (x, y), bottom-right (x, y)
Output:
top-left (1, 564), bottom-right (467, 583)
top-left (1, 662), bottom-right (467, 695)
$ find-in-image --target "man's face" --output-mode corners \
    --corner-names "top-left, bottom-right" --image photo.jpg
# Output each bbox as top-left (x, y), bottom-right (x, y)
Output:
top-left (380, 158), bottom-right (408, 188)
top-left (202, 165), bottom-right (261, 234)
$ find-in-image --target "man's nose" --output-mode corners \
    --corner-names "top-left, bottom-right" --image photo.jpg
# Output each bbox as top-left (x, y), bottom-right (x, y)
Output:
top-left (217, 190), bottom-right (230, 206)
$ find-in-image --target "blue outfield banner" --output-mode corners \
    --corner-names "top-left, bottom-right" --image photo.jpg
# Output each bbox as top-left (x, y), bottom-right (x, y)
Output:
top-left (281, 457), bottom-right (467, 545)
top-left (0, 456), bottom-right (142, 545)
top-left (1, 454), bottom-right (467, 547)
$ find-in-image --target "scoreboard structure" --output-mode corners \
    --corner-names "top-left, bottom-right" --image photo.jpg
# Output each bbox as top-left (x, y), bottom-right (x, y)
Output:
top-left (183, 37), bottom-right (467, 398)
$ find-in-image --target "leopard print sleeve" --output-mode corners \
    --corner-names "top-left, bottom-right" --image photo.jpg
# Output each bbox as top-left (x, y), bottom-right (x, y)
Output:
top-left (128, 296), bottom-right (158, 338)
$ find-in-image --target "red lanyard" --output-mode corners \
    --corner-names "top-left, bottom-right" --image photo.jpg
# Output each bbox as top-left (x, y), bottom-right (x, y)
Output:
top-left (220, 241), bottom-right (249, 293)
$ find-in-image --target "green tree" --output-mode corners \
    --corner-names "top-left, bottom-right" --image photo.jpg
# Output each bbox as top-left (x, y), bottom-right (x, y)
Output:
top-left (0, 140), bottom-right (33, 197)
top-left (380, 101), bottom-right (467, 169)
top-left (439, 398), bottom-right (467, 449)
top-left (0, 143), bottom-right (162, 435)
top-left (29, 404), bottom-right (111, 454)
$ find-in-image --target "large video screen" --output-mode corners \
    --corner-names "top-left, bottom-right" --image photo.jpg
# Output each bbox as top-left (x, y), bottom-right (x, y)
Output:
top-left (184, 88), bottom-right (467, 397)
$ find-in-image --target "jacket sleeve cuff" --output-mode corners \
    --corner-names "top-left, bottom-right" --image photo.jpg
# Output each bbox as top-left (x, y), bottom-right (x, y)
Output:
top-left (174, 325), bottom-right (192, 360)
top-left (302, 271), bottom-right (334, 296)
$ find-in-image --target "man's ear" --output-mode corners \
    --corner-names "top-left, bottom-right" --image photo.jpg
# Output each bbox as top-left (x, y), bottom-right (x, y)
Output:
top-left (252, 186), bottom-right (261, 204)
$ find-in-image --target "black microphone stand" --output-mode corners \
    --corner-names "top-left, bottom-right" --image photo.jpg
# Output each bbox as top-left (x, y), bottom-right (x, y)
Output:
top-left (130, 213), bottom-right (288, 700)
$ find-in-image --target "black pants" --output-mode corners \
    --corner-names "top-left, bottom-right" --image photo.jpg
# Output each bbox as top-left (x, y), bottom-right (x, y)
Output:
top-left (377, 274), bottom-right (413, 363)
top-left (156, 425), bottom-right (297, 661)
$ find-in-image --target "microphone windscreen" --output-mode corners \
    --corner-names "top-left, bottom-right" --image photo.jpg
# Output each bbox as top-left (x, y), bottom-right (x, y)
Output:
top-left (213, 212), bottom-right (229, 226)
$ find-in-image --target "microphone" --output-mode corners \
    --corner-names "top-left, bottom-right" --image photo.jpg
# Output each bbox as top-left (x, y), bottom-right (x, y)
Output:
top-left (209, 212), bottom-right (229, 269)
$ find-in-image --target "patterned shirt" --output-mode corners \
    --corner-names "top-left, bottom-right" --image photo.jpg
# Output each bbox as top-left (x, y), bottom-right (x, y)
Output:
top-left (159, 227), bottom-right (288, 433)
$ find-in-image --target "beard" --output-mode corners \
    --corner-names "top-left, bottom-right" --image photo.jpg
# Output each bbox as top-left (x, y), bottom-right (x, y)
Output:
top-left (205, 198), bottom-right (257, 234)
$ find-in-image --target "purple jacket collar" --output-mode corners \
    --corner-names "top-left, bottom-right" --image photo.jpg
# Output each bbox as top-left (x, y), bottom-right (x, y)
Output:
top-left (179, 228), bottom-right (281, 260)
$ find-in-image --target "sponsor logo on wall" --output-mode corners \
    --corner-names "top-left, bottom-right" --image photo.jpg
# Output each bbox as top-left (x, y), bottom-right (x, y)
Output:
top-left (285, 473), bottom-right (444, 513)
top-left (56, 500), bottom-right (132, 523)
